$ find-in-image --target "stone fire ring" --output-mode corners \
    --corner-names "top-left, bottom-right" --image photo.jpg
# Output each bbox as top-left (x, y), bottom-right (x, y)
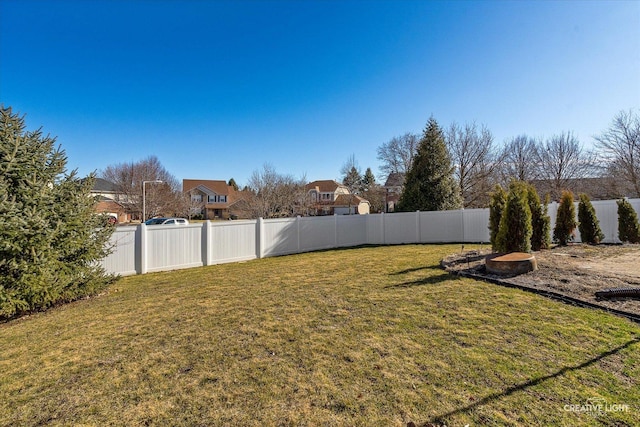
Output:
top-left (485, 252), bottom-right (538, 275)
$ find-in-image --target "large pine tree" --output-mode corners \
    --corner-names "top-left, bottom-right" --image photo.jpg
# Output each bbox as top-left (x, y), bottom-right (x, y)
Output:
top-left (0, 106), bottom-right (115, 319)
top-left (398, 117), bottom-right (462, 211)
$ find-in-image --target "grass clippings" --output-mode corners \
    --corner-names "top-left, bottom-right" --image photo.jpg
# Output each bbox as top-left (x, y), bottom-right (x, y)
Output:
top-left (1, 244), bottom-right (638, 426)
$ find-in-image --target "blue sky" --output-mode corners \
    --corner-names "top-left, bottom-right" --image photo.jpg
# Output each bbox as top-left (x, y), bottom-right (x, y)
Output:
top-left (1, 0), bottom-right (639, 187)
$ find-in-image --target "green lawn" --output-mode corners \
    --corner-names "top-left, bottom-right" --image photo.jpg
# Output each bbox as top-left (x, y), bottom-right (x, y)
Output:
top-left (1, 245), bottom-right (638, 426)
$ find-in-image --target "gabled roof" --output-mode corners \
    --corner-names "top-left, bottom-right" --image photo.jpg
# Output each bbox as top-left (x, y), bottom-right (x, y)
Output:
top-left (183, 179), bottom-right (231, 195)
top-left (306, 180), bottom-right (346, 193)
top-left (384, 172), bottom-right (405, 187)
top-left (334, 194), bottom-right (369, 206)
top-left (91, 178), bottom-right (120, 193)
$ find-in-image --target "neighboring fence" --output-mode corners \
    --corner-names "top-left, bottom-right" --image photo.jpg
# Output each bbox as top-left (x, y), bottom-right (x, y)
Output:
top-left (101, 198), bottom-right (640, 276)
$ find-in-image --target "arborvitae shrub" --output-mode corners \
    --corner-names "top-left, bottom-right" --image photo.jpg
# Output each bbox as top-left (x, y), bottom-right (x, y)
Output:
top-left (577, 194), bottom-right (604, 244)
top-left (488, 184), bottom-right (507, 251)
top-left (528, 185), bottom-right (551, 251)
top-left (617, 198), bottom-right (640, 243)
top-left (495, 181), bottom-right (532, 253)
top-left (553, 190), bottom-right (577, 246)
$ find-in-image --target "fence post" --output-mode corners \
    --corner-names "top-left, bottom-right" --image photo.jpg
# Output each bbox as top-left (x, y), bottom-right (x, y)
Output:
top-left (334, 214), bottom-right (339, 248)
top-left (416, 210), bottom-right (420, 243)
top-left (297, 216), bottom-right (301, 252)
top-left (203, 220), bottom-right (211, 266)
top-left (461, 208), bottom-right (465, 243)
top-left (257, 217), bottom-right (264, 259)
top-left (139, 223), bottom-right (148, 274)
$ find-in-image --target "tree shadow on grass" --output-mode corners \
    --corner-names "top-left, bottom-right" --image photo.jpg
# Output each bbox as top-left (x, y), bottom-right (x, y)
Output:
top-left (390, 265), bottom-right (443, 276)
top-left (385, 272), bottom-right (460, 289)
top-left (425, 335), bottom-right (640, 426)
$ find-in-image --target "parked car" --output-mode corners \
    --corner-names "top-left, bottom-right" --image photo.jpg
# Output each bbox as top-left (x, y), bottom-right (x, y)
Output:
top-left (144, 217), bottom-right (189, 225)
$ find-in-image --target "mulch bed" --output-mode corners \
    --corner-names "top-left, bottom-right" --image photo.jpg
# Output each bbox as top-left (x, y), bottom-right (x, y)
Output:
top-left (442, 245), bottom-right (640, 323)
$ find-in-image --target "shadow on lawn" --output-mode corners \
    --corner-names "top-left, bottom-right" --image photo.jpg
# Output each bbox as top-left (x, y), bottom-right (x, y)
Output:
top-left (390, 265), bottom-right (442, 275)
top-left (425, 335), bottom-right (640, 426)
top-left (386, 272), bottom-right (460, 289)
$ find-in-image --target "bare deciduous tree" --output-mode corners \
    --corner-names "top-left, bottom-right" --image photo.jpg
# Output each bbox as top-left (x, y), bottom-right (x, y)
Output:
top-left (499, 135), bottom-right (541, 184)
top-left (595, 109), bottom-right (640, 197)
top-left (100, 155), bottom-right (182, 220)
top-left (535, 132), bottom-right (596, 200)
top-left (247, 164), bottom-right (308, 218)
top-left (446, 122), bottom-right (500, 208)
top-left (377, 132), bottom-right (419, 178)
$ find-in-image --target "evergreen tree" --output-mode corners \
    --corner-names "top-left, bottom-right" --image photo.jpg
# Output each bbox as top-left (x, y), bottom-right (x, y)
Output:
top-left (398, 117), bottom-right (462, 211)
top-left (528, 184), bottom-right (551, 250)
top-left (362, 167), bottom-right (376, 191)
top-left (488, 184), bottom-right (507, 251)
top-left (617, 198), bottom-right (640, 243)
top-left (495, 181), bottom-right (532, 253)
top-left (228, 178), bottom-right (239, 191)
top-left (0, 106), bottom-right (114, 319)
top-left (578, 194), bottom-right (604, 244)
top-left (343, 166), bottom-right (363, 194)
top-left (553, 190), bottom-right (577, 245)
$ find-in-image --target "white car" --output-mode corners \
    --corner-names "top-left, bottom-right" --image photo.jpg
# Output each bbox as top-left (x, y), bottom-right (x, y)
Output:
top-left (144, 217), bottom-right (189, 225)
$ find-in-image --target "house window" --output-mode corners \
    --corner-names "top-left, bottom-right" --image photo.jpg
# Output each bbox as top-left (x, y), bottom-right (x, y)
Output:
top-left (208, 195), bottom-right (227, 203)
top-left (192, 194), bottom-right (202, 202)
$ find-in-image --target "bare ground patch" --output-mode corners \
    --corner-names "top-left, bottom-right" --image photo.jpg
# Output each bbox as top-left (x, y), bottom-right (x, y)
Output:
top-left (443, 244), bottom-right (640, 318)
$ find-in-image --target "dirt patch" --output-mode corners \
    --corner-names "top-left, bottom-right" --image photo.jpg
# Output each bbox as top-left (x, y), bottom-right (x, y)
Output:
top-left (442, 244), bottom-right (640, 318)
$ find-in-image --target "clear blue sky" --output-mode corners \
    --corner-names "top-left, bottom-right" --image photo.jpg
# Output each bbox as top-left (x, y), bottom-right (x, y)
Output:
top-left (1, 0), bottom-right (639, 187)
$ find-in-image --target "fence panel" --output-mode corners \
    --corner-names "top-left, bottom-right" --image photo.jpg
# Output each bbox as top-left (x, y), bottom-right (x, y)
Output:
top-left (300, 216), bottom-right (336, 252)
top-left (384, 212), bottom-right (419, 244)
top-left (337, 215), bottom-right (368, 247)
top-left (262, 218), bottom-right (298, 257)
top-left (366, 214), bottom-right (385, 245)
top-left (102, 226), bottom-right (138, 276)
top-left (463, 209), bottom-right (491, 243)
top-left (209, 220), bottom-right (258, 264)
top-left (146, 224), bottom-right (203, 272)
top-left (420, 210), bottom-right (461, 243)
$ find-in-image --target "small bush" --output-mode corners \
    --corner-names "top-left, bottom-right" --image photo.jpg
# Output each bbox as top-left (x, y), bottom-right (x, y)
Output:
top-left (488, 184), bottom-right (507, 251)
top-left (617, 198), bottom-right (640, 243)
top-left (528, 186), bottom-right (551, 251)
top-left (495, 181), bottom-right (532, 253)
top-left (553, 191), bottom-right (577, 246)
top-left (577, 194), bottom-right (604, 244)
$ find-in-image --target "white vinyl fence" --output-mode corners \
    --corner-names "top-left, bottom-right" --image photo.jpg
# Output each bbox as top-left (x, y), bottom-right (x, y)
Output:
top-left (101, 198), bottom-right (640, 276)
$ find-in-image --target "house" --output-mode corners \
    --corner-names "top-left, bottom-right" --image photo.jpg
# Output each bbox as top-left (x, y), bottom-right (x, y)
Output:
top-left (333, 194), bottom-right (371, 215)
top-left (306, 180), bottom-right (370, 215)
top-left (183, 179), bottom-right (250, 220)
top-left (383, 172), bottom-right (405, 212)
top-left (90, 178), bottom-right (130, 223)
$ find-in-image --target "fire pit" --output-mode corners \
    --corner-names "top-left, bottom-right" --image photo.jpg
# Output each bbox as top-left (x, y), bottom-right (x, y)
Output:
top-left (485, 252), bottom-right (538, 275)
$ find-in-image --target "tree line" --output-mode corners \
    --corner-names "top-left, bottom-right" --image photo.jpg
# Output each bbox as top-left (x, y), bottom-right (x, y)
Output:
top-left (377, 109), bottom-right (639, 210)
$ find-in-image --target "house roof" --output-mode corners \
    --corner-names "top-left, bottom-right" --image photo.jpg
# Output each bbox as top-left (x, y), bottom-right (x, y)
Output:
top-left (183, 179), bottom-right (231, 195)
top-left (334, 194), bottom-right (369, 206)
top-left (306, 180), bottom-right (346, 192)
top-left (91, 178), bottom-right (120, 193)
top-left (384, 172), bottom-right (405, 187)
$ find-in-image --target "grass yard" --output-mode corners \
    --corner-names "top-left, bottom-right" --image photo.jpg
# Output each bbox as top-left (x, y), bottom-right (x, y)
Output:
top-left (1, 244), bottom-right (638, 426)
